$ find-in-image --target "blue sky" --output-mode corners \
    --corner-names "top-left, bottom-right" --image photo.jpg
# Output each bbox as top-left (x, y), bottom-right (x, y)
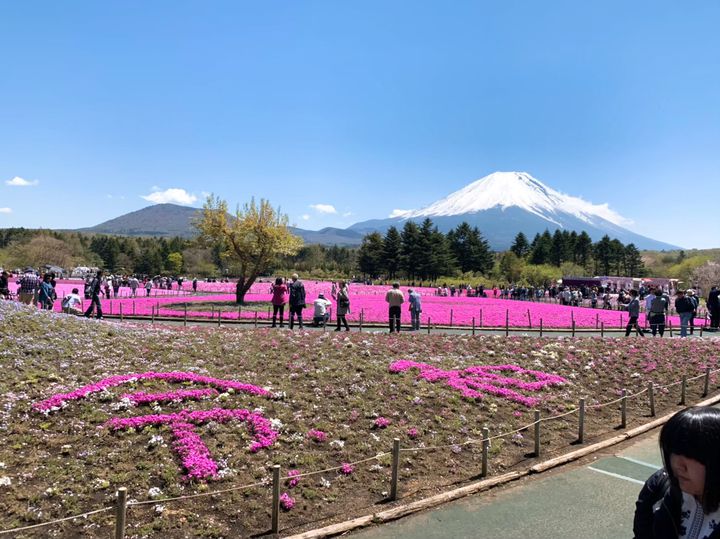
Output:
top-left (1, 1), bottom-right (718, 248)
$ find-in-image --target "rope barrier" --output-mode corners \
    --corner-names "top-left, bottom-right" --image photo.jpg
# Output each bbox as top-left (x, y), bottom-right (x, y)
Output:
top-left (127, 480), bottom-right (268, 507)
top-left (0, 506), bottom-right (113, 536)
top-left (292, 453), bottom-right (391, 479)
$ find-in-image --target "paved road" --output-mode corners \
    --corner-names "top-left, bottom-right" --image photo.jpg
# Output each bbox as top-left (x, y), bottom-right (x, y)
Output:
top-left (350, 434), bottom-right (662, 539)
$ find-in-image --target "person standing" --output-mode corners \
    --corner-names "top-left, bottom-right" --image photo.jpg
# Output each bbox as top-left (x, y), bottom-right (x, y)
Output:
top-left (624, 289), bottom-right (644, 337)
top-left (333, 280), bottom-right (350, 331)
top-left (686, 289), bottom-right (698, 335)
top-left (129, 276), bottom-right (139, 297)
top-left (38, 273), bottom-right (55, 310)
top-left (648, 287), bottom-right (669, 337)
top-left (675, 290), bottom-right (695, 338)
top-left (708, 286), bottom-right (720, 330)
top-left (192, 277), bottom-right (198, 293)
top-left (0, 270), bottom-right (10, 299)
top-left (408, 288), bottom-right (422, 331)
top-left (385, 282), bottom-right (404, 333)
top-left (145, 279), bottom-right (152, 297)
top-left (84, 270), bottom-right (104, 319)
top-left (17, 270), bottom-right (39, 305)
top-left (288, 273), bottom-right (306, 329)
top-left (270, 277), bottom-right (288, 328)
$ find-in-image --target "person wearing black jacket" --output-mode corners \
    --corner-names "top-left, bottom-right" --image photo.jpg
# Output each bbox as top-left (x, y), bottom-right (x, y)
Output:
top-left (708, 287), bottom-right (720, 330)
top-left (633, 407), bottom-right (720, 539)
top-left (674, 290), bottom-right (695, 338)
top-left (288, 273), bottom-right (306, 330)
top-left (84, 270), bottom-right (104, 319)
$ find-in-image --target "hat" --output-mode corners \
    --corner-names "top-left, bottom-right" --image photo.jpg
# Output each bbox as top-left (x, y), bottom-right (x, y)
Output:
top-left (318, 293), bottom-right (325, 298)
top-left (686, 289), bottom-right (695, 296)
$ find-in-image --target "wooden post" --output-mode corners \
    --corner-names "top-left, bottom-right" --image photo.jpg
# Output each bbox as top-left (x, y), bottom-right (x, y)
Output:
top-left (217, 309), bottom-right (221, 327)
top-left (534, 410), bottom-right (541, 457)
top-left (620, 313), bottom-right (623, 329)
top-left (669, 319), bottom-right (673, 338)
top-left (703, 367), bottom-right (710, 397)
top-left (120, 303), bottom-right (123, 322)
top-left (238, 305), bottom-right (241, 320)
top-left (390, 438), bottom-right (400, 501)
top-left (539, 318), bottom-right (543, 337)
top-left (359, 310), bottom-right (364, 332)
top-left (427, 317), bottom-right (431, 335)
top-left (527, 309), bottom-right (532, 329)
top-left (479, 309), bottom-right (483, 328)
top-left (472, 317), bottom-right (476, 336)
top-left (601, 322), bottom-right (605, 338)
top-left (621, 389), bottom-right (627, 428)
top-left (271, 465), bottom-right (280, 535)
top-left (151, 305), bottom-right (155, 324)
top-left (505, 310), bottom-right (509, 337)
top-left (595, 313), bottom-right (599, 329)
top-left (184, 304), bottom-right (188, 327)
top-left (481, 427), bottom-right (489, 477)
top-left (571, 320), bottom-right (576, 337)
top-left (681, 376), bottom-right (687, 405)
top-left (132, 302), bottom-right (135, 316)
top-left (110, 301), bottom-right (113, 315)
top-left (649, 383), bottom-right (655, 417)
top-left (254, 310), bottom-right (258, 328)
top-left (578, 398), bottom-right (585, 444)
top-left (114, 487), bottom-right (127, 539)
top-left (450, 309), bottom-right (453, 327)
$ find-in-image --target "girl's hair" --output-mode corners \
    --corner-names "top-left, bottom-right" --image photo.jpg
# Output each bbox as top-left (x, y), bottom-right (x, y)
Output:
top-left (660, 406), bottom-right (720, 512)
top-left (275, 277), bottom-right (283, 285)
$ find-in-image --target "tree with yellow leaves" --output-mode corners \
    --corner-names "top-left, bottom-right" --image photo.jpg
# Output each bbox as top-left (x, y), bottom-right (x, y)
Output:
top-left (194, 195), bottom-right (303, 303)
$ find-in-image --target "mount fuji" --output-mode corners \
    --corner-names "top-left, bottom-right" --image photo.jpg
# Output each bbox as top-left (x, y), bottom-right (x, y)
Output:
top-left (348, 171), bottom-right (680, 250)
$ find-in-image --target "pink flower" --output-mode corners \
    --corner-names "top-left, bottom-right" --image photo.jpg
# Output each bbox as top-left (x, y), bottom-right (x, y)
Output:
top-left (407, 427), bottom-right (419, 439)
top-left (286, 469), bottom-right (301, 488)
top-left (280, 492), bottom-right (295, 511)
top-left (307, 429), bottom-right (328, 443)
top-left (340, 463), bottom-right (354, 475)
top-left (374, 417), bottom-right (391, 429)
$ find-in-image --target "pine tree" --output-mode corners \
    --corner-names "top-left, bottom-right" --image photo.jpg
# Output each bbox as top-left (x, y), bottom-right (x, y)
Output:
top-left (510, 232), bottom-right (531, 258)
top-left (400, 221), bottom-right (421, 279)
top-left (357, 232), bottom-right (385, 279)
top-left (530, 230), bottom-right (553, 265)
top-left (624, 243), bottom-right (646, 277)
top-left (382, 226), bottom-right (402, 278)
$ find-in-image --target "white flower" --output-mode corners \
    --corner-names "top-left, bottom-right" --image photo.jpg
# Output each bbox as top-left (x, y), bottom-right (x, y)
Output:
top-left (270, 418), bottom-right (284, 431)
top-left (330, 440), bottom-right (345, 449)
top-left (154, 505), bottom-right (165, 515)
top-left (147, 435), bottom-right (165, 448)
top-left (0, 476), bottom-right (11, 487)
top-left (320, 477), bottom-right (331, 488)
top-left (148, 487), bottom-right (163, 499)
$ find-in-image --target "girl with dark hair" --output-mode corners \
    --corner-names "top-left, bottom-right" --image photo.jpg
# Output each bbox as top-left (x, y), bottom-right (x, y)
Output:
top-left (333, 280), bottom-right (350, 332)
top-left (270, 277), bottom-right (288, 328)
top-left (634, 406), bottom-right (720, 539)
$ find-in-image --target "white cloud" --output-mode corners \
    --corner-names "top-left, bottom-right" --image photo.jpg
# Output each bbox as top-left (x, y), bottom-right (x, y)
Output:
top-left (141, 188), bottom-right (197, 205)
top-left (389, 209), bottom-right (413, 218)
top-left (0, 207), bottom-right (11, 214)
top-left (309, 204), bottom-right (337, 214)
top-left (342, 211), bottom-right (353, 218)
top-left (301, 214), bottom-right (311, 221)
top-left (5, 176), bottom-right (38, 187)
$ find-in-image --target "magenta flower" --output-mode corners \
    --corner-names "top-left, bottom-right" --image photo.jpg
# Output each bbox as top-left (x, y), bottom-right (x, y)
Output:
top-left (374, 417), bottom-right (391, 429)
top-left (407, 427), bottom-right (419, 439)
top-left (340, 463), bottom-right (354, 475)
top-left (307, 429), bottom-right (328, 443)
top-left (280, 492), bottom-right (295, 511)
top-left (286, 469), bottom-right (301, 488)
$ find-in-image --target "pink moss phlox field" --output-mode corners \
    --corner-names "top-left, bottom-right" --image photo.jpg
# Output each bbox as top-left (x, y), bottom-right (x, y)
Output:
top-left (105, 408), bottom-right (279, 479)
top-left (389, 360), bottom-right (568, 407)
top-left (33, 371), bottom-right (271, 413)
top-left (122, 388), bottom-right (219, 406)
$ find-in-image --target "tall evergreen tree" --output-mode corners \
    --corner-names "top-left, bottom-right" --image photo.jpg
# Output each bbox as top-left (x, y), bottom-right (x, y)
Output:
top-left (429, 227), bottom-right (456, 279)
top-left (510, 232), bottom-right (531, 258)
top-left (530, 230), bottom-right (553, 265)
top-left (574, 231), bottom-right (593, 268)
top-left (357, 232), bottom-right (385, 279)
top-left (400, 221), bottom-right (421, 279)
top-left (624, 243), bottom-right (646, 277)
top-left (448, 222), bottom-right (493, 274)
top-left (593, 235), bottom-right (613, 275)
top-left (382, 226), bottom-right (402, 278)
top-left (550, 229), bottom-right (569, 266)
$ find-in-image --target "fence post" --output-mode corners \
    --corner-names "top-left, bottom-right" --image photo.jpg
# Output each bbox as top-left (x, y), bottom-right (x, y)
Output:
top-left (621, 389), bottom-right (627, 428)
top-left (571, 320), bottom-right (576, 337)
top-left (184, 304), bottom-right (188, 326)
top-left (427, 317), bottom-right (431, 335)
top-left (218, 309), bottom-right (222, 327)
top-left (669, 319), bottom-right (673, 338)
top-left (390, 438), bottom-right (400, 501)
top-left (254, 311), bottom-right (258, 329)
top-left (114, 487), bottom-right (127, 539)
top-left (110, 301), bottom-right (113, 315)
top-left (450, 309), bottom-right (453, 327)
top-left (211, 305), bottom-right (215, 319)
top-left (359, 310), bottom-right (364, 332)
top-left (132, 302), bottom-right (135, 316)
top-left (479, 309), bottom-right (483, 328)
top-left (481, 427), bottom-right (489, 477)
top-left (703, 367), bottom-right (710, 397)
top-left (505, 310), bottom-right (509, 337)
top-left (539, 318), bottom-right (543, 337)
top-left (120, 303), bottom-right (123, 322)
top-left (595, 313), bottom-right (599, 329)
top-left (601, 322), bottom-right (605, 338)
top-left (527, 309), bottom-right (532, 329)
top-left (649, 383), bottom-right (655, 417)
top-left (534, 410), bottom-right (541, 457)
top-left (271, 464), bottom-right (280, 535)
top-left (620, 313), bottom-right (623, 329)
top-left (472, 317), bottom-right (476, 336)
top-left (578, 398), bottom-right (585, 444)
top-left (151, 305), bottom-right (155, 324)
top-left (681, 376), bottom-right (687, 405)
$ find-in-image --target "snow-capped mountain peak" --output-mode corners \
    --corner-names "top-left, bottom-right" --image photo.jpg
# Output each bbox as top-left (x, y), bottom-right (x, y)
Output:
top-left (403, 171), bottom-right (631, 228)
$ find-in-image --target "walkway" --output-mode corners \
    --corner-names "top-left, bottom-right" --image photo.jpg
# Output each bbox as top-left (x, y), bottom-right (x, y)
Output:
top-left (350, 434), bottom-right (661, 539)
